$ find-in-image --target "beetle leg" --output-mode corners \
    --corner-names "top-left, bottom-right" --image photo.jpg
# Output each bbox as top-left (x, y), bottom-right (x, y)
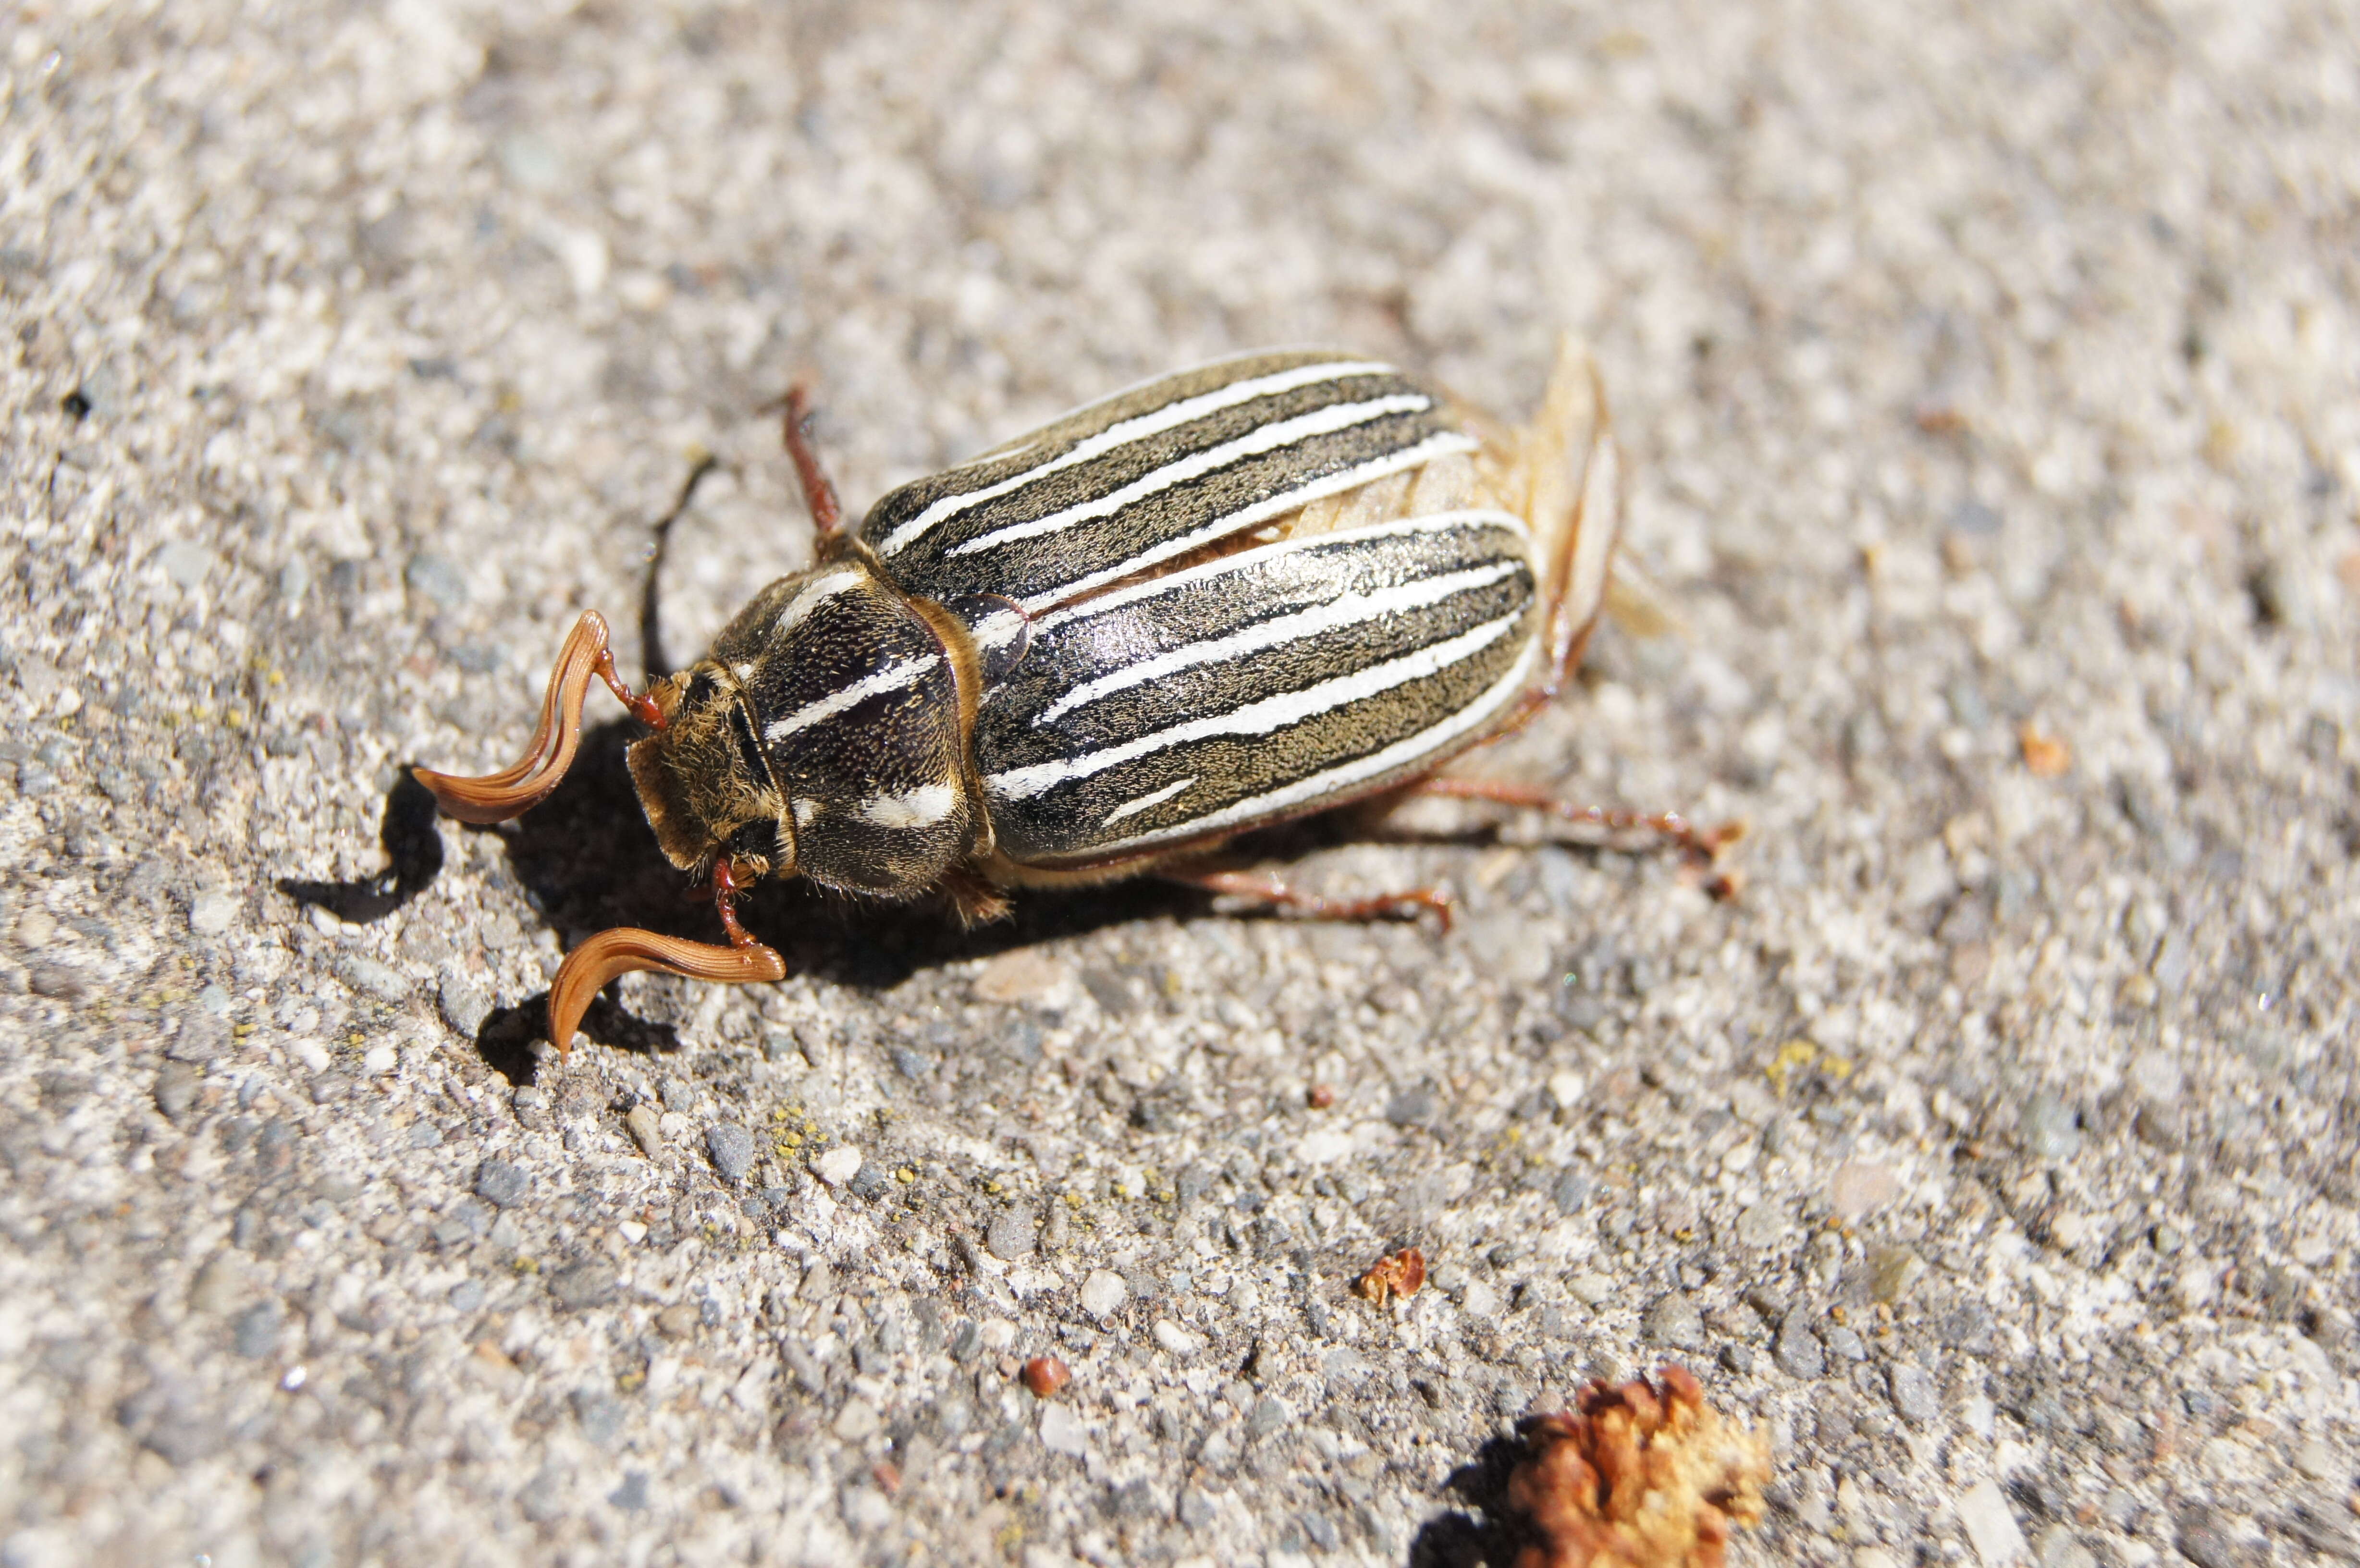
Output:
top-left (546, 858), bottom-right (784, 1051)
top-left (1408, 777), bottom-right (1744, 898)
top-left (781, 383), bottom-right (844, 539)
top-left (411, 610), bottom-right (664, 824)
top-left (1159, 866), bottom-right (1456, 932)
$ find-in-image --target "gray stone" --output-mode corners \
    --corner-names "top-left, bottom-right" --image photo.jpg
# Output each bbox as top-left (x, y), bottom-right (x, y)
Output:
top-left (2020, 1093), bottom-right (2083, 1161)
top-left (232, 1301), bottom-right (281, 1359)
top-left (548, 1261), bottom-right (617, 1311)
top-left (166, 1011), bottom-right (230, 1064)
top-left (986, 1208), bottom-right (1036, 1261)
top-left (1642, 1293), bottom-right (1706, 1351)
top-left (448, 1278), bottom-right (486, 1312)
top-left (335, 954), bottom-right (409, 1004)
top-left (438, 971), bottom-right (491, 1038)
top-left (706, 1122), bottom-right (755, 1183)
top-left (187, 890), bottom-right (239, 936)
top-left (1176, 1490), bottom-right (1217, 1530)
top-left (607, 1470), bottom-right (649, 1511)
top-left (1246, 1396), bottom-right (1291, 1440)
top-left (1772, 1309), bottom-right (1825, 1379)
top-left (572, 1387), bottom-right (624, 1445)
top-left (405, 552), bottom-right (468, 610)
top-left (1549, 1166), bottom-right (1591, 1215)
top-left (2172, 1508), bottom-right (2238, 1568)
top-left (1889, 1362), bottom-right (1939, 1425)
top-left (518, 1467), bottom-right (567, 1525)
top-left (473, 1160), bottom-right (529, 1209)
top-left (1820, 1322), bottom-right (1867, 1361)
top-left (153, 1062), bottom-right (200, 1120)
top-left (1385, 1083), bottom-right (1439, 1127)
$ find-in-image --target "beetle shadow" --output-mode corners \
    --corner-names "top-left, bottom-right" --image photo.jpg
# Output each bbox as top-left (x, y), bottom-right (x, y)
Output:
top-left (467, 714), bottom-right (1186, 1079)
top-left (277, 770), bottom-right (445, 922)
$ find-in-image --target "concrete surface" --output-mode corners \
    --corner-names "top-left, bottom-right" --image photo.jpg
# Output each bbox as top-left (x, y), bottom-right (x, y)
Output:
top-left (2, 2), bottom-right (2358, 1564)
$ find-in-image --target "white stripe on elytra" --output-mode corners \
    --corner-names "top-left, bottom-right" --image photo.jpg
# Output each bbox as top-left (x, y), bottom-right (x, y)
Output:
top-left (858, 783), bottom-right (961, 830)
top-left (1101, 774), bottom-right (1196, 827)
top-left (772, 570), bottom-right (864, 637)
top-left (1092, 632), bottom-right (1542, 856)
top-left (763, 654), bottom-right (941, 743)
top-left (1033, 558), bottom-right (1524, 726)
top-left (969, 607), bottom-right (1029, 652)
top-left (1012, 432), bottom-right (1482, 614)
top-left (1030, 507), bottom-right (1531, 637)
top-left (985, 608), bottom-right (1525, 802)
top-left (945, 394), bottom-right (1435, 562)
top-left (874, 360), bottom-right (1392, 558)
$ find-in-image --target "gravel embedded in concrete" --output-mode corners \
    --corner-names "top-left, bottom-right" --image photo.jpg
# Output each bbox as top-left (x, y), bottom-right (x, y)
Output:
top-left (1, 3), bottom-right (2356, 1564)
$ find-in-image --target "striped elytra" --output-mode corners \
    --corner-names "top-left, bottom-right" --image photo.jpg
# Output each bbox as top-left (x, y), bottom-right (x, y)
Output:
top-left (411, 341), bottom-right (1633, 1049)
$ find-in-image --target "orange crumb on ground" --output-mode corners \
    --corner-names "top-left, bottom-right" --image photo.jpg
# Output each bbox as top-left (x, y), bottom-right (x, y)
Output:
top-left (2018, 723), bottom-right (2072, 777)
top-left (1353, 1247), bottom-right (1426, 1307)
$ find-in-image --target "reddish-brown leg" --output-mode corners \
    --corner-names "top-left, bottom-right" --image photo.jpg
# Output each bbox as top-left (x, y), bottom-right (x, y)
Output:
top-left (1411, 777), bottom-right (1743, 897)
top-left (1159, 866), bottom-right (1457, 932)
top-left (546, 857), bottom-right (786, 1051)
top-left (782, 384), bottom-right (844, 539)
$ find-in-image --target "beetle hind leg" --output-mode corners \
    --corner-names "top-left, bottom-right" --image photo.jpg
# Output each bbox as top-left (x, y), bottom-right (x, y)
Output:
top-left (1158, 866), bottom-right (1456, 931)
top-left (1408, 777), bottom-right (1744, 899)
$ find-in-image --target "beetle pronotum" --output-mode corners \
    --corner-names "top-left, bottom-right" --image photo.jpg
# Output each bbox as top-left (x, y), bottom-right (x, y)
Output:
top-left (411, 342), bottom-right (1733, 1049)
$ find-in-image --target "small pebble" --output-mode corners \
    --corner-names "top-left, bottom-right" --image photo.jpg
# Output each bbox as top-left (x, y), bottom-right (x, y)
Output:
top-left (1079, 1269), bottom-right (1128, 1318)
top-left (706, 1122), bottom-right (755, 1183)
top-left (1828, 1160), bottom-right (1898, 1221)
top-left (971, 948), bottom-right (1069, 1004)
top-left (2172, 1508), bottom-right (2238, 1568)
top-left (987, 1208), bottom-right (1036, 1261)
top-left (232, 1301), bottom-right (281, 1359)
top-left (1567, 1273), bottom-right (1613, 1306)
top-left (439, 972), bottom-right (491, 1038)
top-left (624, 1103), bottom-right (662, 1158)
top-left (1642, 1293), bottom-right (1706, 1351)
top-left (448, 1278), bottom-right (486, 1313)
top-left (1152, 1320), bottom-right (1204, 1360)
top-left (1955, 1478), bottom-right (2028, 1566)
top-left (1038, 1402), bottom-right (1088, 1455)
top-left (2020, 1093), bottom-right (2083, 1160)
top-left (473, 1160), bottom-right (529, 1210)
top-left (1889, 1362), bottom-right (1939, 1425)
top-left (1020, 1355), bottom-right (1070, 1397)
top-left (188, 891), bottom-right (239, 936)
top-left (1772, 1308), bottom-right (1825, 1379)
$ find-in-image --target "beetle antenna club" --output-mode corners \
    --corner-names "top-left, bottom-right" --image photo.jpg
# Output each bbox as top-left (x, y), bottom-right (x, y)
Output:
top-left (401, 340), bottom-right (1733, 1053)
top-left (410, 609), bottom-right (664, 825)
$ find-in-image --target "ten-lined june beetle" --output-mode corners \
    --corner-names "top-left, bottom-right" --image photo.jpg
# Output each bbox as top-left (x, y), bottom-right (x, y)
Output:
top-left (412, 342), bottom-right (1731, 1049)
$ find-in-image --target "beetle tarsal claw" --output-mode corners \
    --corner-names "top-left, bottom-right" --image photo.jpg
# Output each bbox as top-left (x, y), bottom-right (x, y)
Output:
top-left (546, 927), bottom-right (787, 1051)
top-left (412, 610), bottom-right (616, 824)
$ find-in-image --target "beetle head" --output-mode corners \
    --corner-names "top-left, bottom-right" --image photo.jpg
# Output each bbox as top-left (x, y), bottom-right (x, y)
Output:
top-left (627, 662), bottom-right (792, 879)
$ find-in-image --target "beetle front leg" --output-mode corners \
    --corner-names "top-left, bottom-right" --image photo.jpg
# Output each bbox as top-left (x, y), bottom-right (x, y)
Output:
top-left (1408, 777), bottom-right (1744, 899)
top-left (1158, 866), bottom-right (1456, 931)
top-left (781, 383), bottom-right (845, 540)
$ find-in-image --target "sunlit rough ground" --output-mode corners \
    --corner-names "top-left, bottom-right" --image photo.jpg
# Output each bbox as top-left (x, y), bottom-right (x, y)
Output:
top-left (1, 3), bottom-right (2357, 1565)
